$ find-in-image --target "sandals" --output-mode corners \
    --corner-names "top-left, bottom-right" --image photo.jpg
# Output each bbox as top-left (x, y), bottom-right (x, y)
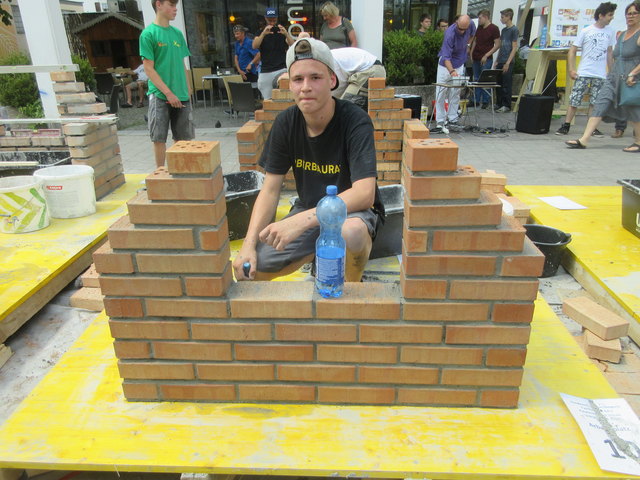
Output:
top-left (565, 139), bottom-right (586, 149)
top-left (611, 129), bottom-right (625, 138)
top-left (623, 143), bottom-right (640, 153)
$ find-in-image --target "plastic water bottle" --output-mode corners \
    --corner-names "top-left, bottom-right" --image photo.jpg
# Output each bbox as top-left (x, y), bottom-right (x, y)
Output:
top-left (540, 24), bottom-right (548, 49)
top-left (315, 185), bottom-right (346, 298)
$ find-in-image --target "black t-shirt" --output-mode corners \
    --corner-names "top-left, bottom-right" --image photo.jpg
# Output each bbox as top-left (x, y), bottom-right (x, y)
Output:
top-left (260, 98), bottom-right (384, 215)
top-left (259, 33), bottom-right (288, 73)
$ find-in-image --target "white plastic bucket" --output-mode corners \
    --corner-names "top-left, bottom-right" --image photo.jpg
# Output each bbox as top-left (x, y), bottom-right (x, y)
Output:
top-left (33, 165), bottom-right (96, 218)
top-left (0, 175), bottom-right (50, 233)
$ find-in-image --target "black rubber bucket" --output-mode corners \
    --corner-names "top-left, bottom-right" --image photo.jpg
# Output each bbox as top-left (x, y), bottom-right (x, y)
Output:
top-left (523, 224), bottom-right (572, 277)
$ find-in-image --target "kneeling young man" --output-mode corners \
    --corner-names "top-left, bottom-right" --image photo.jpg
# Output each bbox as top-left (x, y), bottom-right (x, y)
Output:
top-left (233, 37), bottom-right (384, 282)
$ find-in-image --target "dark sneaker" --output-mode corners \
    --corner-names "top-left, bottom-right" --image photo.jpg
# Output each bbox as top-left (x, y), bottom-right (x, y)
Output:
top-left (481, 103), bottom-right (489, 109)
top-left (555, 123), bottom-right (571, 135)
top-left (592, 128), bottom-right (605, 138)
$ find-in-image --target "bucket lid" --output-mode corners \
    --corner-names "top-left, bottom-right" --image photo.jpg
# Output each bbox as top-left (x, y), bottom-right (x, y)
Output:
top-left (33, 164), bottom-right (94, 180)
top-left (0, 175), bottom-right (42, 192)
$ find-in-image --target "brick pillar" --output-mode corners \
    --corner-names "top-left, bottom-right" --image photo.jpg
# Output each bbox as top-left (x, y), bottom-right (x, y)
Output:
top-left (96, 140), bottom-right (232, 401)
top-left (400, 138), bottom-right (544, 408)
top-left (51, 71), bottom-right (107, 116)
top-left (236, 121), bottom-right (265, 171)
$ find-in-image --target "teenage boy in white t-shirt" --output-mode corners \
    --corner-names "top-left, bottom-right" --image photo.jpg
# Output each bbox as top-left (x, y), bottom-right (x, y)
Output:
top-left (556, 2), bottom-right (617, 136)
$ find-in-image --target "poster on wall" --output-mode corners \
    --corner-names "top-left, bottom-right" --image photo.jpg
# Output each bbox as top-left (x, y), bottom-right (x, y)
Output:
top-left (549, 0), bottom-right (628, 48)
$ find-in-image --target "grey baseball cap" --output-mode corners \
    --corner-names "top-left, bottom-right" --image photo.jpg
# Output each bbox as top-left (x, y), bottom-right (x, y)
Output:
top-left (286, 38), bottom-right (338, 90)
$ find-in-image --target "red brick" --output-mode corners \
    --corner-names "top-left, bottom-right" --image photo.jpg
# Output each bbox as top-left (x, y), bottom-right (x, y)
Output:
top-left (442, 368), bottom-right (523, 386)
top-left (145, 298), bottom-right (228, 318)
top-left (198, 363), bottom-right (275, 381)
top-left (145, 167), bottom-right (224, 201)
top-left (166, 141), bottom-right (220, 174)
top-left (153, 341), bottom-right (232, 361)
top-left (403, 223), bottom-right (428, 252)
top-left (238, 142), bottom-right (263, 154)
top-left (368, 88), bottom-right (395, 99)
top-left (263, 99), bottom-right (292, 111)
top-left (500, 237), bottom-right (545, 276)
top-left (449, 280), bottom-right (539, 301)
top-left (93, 243), bottom-right (133, 274)
top-left (122, 382), bottom-right (158, 400)
top-left (360, 324), bottom-right (442, 343)
top-left (160, 384), bottom-right (236, 401)
top-left (109, 320), bottom-right (189, 339)
top-left (184, 266), bottom-right (233, 297)
top-left (136, 245), bottom-right (230, 274)
top-left (562, 296), bottom-right (629, 341)
top-left (230, 282), bottom-right (313, 319)
top-left (402, 251), bottom-right (496, 276)
top-left (199, 217), bottom-right (230, 251)
top-left (239, 153), bottom-right (261, 165)
top-left (239, 384), bottom-right (315, 402)
top-left (127, 191), bottom-right (226, 226)
top-left (370, 109), bottom-right (412, 120)
top-left (403, 168), bottom-right (481, 201)
top-left (315, 283), bottom-right (400, 320)
top-left (486, 348), bottom-right (528, 366)
top-left (432, 217), bottom-right (525, 252)
top-left (401, 346), bottom-right (483, 365)
top-left (99, 277), bottom-right (182, 297)
top-left (369, 98), bottom-right (404, 109)
top-left (191, 322), bottom-right (272, 341)
top-left (277, 364), bottom-right (356, 383)
top-left (403, 138), bottom-right (458, 172)
top-left (480, 389), bottom-right (520, 408)
top-left (51, 71), bottom-right (76, 82)
top-left (405, 190), bottom-right (502, 227)
top-left (103, 298), bottom-right (144, 318)
top-left (397, 388), bottom-right (477, 406)
top-left (400, 273), bottom-right (447, 299)
top-left (359, 366), bottom-right (438, 385)
top-left (108, 216), bottom-right (196, 250)
top-left (403, 302), bottom-right (489, 321)
top-left (235, 344), bottom-right (314, 362)
top-left (318, 386), bottom-right (394, 404)
top-left (118, 361), bottom-right (194, 380)
top-left (492, 303), bottom-right (536, 323)
top-left (317, 345), bottom-right (397, 364)
top-left (403, 120), bottom-right (430, 139)
top-left (236, 123), bottom-right (263, 142)
top-left (275, 324), bottom-right (357, 342)
top-left (368, 77), bottom-right (386, 89)
top-left (372, 119), bottom-right (404, 130)
top-left (446, 325), bottom-right (531, 345)
top-left (113, 341), bottom-right (151, 359)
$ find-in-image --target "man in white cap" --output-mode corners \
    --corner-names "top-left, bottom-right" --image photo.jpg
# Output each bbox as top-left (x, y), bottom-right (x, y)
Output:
top-left (252, 7), bottom-right (295, 100)
top-left (233, 37), bottom-right (384, 282)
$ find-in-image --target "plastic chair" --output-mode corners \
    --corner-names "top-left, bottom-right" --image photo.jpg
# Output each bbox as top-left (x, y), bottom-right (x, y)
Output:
top-left (108, 84), bottom-right (122, 115)
top-left (95, 72), bottom-right (115, 104)
top-left (222, 75), bottom-right (243, 108)
top-left (228, 81), bottom-right (258, 119)
top-left (192, 67), bottom-right (212, 105)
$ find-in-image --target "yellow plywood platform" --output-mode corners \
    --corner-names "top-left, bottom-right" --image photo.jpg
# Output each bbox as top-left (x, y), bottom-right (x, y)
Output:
top-left (0, 297), bottom-right (627, 480)
top-left (507, 186), bottom-right (640, 340)
top-left (0, 175), bottom-right (146, 342)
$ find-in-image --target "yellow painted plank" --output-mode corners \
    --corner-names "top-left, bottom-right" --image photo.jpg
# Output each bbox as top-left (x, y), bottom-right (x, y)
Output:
top-left (0, 297), bottom-right (624, 479)
top-left (0, 175), bottom-right (146, 323)
top-left (507, 186), bottom-right (640, 325)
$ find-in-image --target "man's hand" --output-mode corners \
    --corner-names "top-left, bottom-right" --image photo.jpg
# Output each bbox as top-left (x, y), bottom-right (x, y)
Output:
top-left (277, 24), bottom-right (288, 35)
top-left (245, 63), bottom-right (253, 73)
top-left (569, 70), bottom-right (578, 80)
top-left (502, 62), bottom-right (510, 73)
top-left (233, 247), bottom-right (257, 280)
top-left (165, 91), bottom-right (182, 108)
top-left (449, 70), bottom-right (460, 77)
top-left (259, 213), bottom-right (309, 251)
top-left (481, 55), bottom-right (488, 66)
top-left (240, 71), bottom-right (247, 80)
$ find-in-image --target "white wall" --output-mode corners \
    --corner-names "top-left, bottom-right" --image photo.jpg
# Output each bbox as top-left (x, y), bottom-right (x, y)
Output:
top-left (350, 0), bottom-right (383, 59)
top-left (140, 0), bottom-right (190, 69)
top-left (492, 0), bottom-right (519, 28)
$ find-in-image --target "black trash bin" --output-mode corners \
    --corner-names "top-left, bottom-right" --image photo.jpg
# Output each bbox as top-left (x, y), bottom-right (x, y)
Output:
top-left (523, 224), bottom-right (572, 277)
top-left (224, 171), bottom-right (264, 240)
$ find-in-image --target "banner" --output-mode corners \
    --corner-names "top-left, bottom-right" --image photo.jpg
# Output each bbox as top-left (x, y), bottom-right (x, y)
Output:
top-left (549, 0), bottom-right (628, 48)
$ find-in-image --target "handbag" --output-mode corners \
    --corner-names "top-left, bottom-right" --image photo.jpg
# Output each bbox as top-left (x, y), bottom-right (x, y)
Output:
top-left (619, 77), bottom-right (640, 106)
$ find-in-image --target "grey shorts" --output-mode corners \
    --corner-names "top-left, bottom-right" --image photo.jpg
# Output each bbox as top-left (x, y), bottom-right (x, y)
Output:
top-left (148, 94), bottom-right (195, 143)
top-left (569, 76), bottom-right (605, 107)
top-left (256, 204), bottom-right (380, 273)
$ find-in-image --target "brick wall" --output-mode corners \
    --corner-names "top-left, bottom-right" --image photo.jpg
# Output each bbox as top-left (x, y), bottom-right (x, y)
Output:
top-left (98, 138), bottom-right (544, 408)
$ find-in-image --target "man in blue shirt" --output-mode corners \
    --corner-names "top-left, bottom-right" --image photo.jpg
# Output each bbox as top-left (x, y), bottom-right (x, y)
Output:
top-left (433, 14), bottom-right (476, 131)
top-left (233, 25), bottom-right (260, 82)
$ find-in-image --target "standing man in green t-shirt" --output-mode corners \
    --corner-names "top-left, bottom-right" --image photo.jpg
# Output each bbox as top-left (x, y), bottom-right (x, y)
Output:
top-left (140, 0), bottom-right (194, 168)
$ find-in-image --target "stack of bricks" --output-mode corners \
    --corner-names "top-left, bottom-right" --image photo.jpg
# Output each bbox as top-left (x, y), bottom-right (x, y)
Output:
top-left (51, 71), bottom-right (107, 117)
top-left (100, 139), bottom-right (545, 408)
top-left (235, 121), bottom-right (265, 172)
top-left (63, 121), bottom-right (125, 199)
top-left (0, 129), bottom-right (66, 150)
top-left (368, 77), bottom-right (413, 186)
top-left (400, 137), bottom-right (545, 407)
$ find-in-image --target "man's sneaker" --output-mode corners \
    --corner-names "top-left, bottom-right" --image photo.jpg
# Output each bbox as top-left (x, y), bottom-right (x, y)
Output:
top-left (592, 128), bottom-right (605, 138)
top-left (555, 123), bottom-right (571, 135)
top-left (430, 123), bottom-right (445, 133)
top-left (496, 106), bottom-right (511, 113)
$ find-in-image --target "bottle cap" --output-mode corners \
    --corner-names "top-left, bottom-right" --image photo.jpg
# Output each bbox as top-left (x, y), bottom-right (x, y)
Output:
top-left (326, 185), bottom-right (337, 195)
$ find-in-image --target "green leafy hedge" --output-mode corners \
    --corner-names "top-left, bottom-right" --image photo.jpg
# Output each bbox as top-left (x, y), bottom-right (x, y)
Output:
top-left (383, 29), bottom-right (444, 86)
top-left (0, 51), bottom-right (43, 118)
top-left (72, 54), bottom-right (96, 92)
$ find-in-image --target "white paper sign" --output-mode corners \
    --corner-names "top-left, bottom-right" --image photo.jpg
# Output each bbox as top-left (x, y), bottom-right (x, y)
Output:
top-left (561, 393), bottom-right (640, 476)
top-left (538, 196), bottom-right (587, 210)
top-left (549, 0), bottom-right (627, 48)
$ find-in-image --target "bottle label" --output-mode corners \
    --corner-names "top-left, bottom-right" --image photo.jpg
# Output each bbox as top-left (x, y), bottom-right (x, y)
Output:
top-left (316, 254), bottom-right (345, 285)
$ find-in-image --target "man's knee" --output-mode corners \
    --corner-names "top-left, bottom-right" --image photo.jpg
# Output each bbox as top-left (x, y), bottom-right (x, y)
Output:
top-left (343, 218), bottom-right (371, 252)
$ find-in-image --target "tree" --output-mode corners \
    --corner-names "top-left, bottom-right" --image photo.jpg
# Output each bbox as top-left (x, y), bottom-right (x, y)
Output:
top-left (0, 0), bottom-right (13, 27)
